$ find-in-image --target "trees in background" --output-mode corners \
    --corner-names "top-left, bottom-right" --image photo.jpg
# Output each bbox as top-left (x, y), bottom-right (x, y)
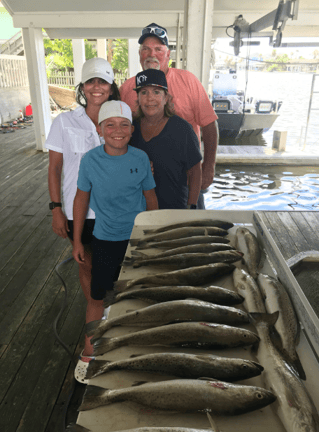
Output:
top-left (43, 37), bottom-right (128, 78)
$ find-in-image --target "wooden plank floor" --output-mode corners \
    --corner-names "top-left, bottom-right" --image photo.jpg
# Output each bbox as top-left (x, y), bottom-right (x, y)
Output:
top-left (0, 125), bottom-right (87, 432)
top-left (257, 211), bottom-right (319, 318)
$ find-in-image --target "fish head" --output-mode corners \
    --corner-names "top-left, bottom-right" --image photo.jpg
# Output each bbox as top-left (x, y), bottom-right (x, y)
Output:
top-left (232, 386), bottom-right (277, 415)
top-left (240, 359), bottom-right (264, 377)
top-left (239, 329), bottom-right (260, 346)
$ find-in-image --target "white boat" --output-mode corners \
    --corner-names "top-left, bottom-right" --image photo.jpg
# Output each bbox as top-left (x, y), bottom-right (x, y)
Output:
top-left (211, 70), bottom-right (282, 139)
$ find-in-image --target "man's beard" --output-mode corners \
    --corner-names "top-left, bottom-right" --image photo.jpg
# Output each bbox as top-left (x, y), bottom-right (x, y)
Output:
top-left (143, 57), bottom-right (160, 70)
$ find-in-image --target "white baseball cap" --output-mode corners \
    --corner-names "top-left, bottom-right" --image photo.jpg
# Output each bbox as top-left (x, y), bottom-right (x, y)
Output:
top-left (81, 57), bottom-right (114, 84)
top-left (98, 101), bottom-right (132, 124)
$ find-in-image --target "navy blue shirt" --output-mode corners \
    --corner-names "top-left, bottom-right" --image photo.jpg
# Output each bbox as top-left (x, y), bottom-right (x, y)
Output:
top-left (130, 115), bottom-right (202, 209)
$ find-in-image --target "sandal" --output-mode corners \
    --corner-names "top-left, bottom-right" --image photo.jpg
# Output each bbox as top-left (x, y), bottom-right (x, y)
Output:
top-left (74, 350), bottom-right (95, 384)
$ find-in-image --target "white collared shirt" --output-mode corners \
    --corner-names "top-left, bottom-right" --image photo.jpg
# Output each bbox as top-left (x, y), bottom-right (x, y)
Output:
top-left (45, 106), bottom-right (104, 220)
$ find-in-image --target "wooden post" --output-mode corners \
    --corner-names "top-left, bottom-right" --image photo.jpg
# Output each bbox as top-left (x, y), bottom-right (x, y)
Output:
top-left (185, 0), bottom-right (214, 90)
top-left (22, 27), bottom-right (51, 152)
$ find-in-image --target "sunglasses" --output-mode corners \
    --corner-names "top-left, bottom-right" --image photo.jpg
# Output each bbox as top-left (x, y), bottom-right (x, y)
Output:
top-left (142, 26), bottom-right (168, 40)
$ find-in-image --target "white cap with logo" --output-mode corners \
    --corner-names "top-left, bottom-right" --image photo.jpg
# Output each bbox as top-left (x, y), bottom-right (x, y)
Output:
top-left (98, 101), bottom-right (132, 125)
top-left (81, 57), bottom-right (114, 84)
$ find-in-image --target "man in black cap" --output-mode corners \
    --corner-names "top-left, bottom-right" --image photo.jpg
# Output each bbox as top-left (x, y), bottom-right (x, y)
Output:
top-left (120, 23), bottom-right (218, 209)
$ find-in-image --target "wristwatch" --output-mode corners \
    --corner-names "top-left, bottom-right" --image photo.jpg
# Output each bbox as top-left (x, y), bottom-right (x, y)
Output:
top-left (187, 204), bottom-right (197, 209)
top-left (49, 202), bottom-right (62, 210)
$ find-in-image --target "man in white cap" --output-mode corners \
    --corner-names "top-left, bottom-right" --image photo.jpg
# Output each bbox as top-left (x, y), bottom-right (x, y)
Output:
top-left (120, 23), bottom-right (218, 209)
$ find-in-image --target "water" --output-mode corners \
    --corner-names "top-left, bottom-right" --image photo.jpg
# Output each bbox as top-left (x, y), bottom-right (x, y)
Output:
top-left (205, 165), bottom-right (319, 210)
top-left (205, 71), bottom-right (319, 210)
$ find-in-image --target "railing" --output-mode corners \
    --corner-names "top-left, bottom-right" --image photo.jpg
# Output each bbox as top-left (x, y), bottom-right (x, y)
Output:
top-left (48, 71), bottom-right (128, 88)
top-left (48, 71), bottom-right (75, 87)
top-left (0, 55), bottom-right (128, 89)
top-left (0, 30), bottom-right (23, 55)
top-left (0, 55), bottom-right (29, 88)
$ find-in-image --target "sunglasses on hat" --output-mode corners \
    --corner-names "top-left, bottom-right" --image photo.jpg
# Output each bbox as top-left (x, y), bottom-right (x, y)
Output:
top-left (142, 25), bottom-right (168, 40)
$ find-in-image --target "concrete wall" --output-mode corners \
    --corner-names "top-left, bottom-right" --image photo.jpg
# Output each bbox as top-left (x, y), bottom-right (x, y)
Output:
top-left (0, 86), bottom-right (31, 123)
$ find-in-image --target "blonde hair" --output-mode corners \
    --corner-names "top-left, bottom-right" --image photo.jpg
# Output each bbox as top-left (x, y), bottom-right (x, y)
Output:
top-left (133, 91), bottom-right (175, 121)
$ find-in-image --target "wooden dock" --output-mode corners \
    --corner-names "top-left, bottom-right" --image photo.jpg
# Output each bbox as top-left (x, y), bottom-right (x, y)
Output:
top-left (1, 125), bottom-right (319, 432)
top-left (0, 125), bottom-right (86, 432)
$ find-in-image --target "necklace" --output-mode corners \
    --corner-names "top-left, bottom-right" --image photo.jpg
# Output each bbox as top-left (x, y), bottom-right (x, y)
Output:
top-left (141, 116), bottom-right (168, 142)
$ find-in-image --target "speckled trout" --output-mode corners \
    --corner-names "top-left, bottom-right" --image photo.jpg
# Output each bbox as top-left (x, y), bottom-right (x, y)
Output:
top-left (103, 285), bottom-right (244, 308)
top-left (143, 219), bottom-right (234, 234)
top-left (113, 263), bottom-right (235, 291)
top-left (130, 243), bottom-right (234, 260)
top-left (235, 227), bottom-right (261, 279)
top-left (66, 426), bottom-right (218, 432)
top-left (93, 321), bottom-right (259, 356)
top-left (78, 379), bottom-right (276, 414)
top-left (134, 235), bottom-right (230, 250)
top-left (86, 299), bottom-right (249, 342)
top-left (130, 227), bottom-right (228, 247)
top-left (233, 268), bottom-right (266, 313)
top-left (86, 351), bottom-right (263, 380)
top-left (250, 312), bottom-right (319, 432)
top-left (66, 426), bottom-right (219, 432)
top-left (124, 250), bottom-right (243, 269)
top-left (257, 273), bottom-right (305, 380)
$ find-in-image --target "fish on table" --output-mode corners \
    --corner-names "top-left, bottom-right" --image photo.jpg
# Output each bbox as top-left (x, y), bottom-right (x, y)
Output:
top-left (235, 227), bottom-right (261, 279)
top-left (130, 227), bottom-right (228, 247)
top-left (86, 299), bottom-right (250, 343)
top-left (233, 268), bottom-right (266, 313)
top-left (103, 285), bottom-right (244, 308)
top-left (250, 312), bottom-right (319, 432)
top-left (78, 379), bottom-right (276, 415)
top-left (93, 321), bottom-right (260, 356)
top-left (114, 263), bottom-right (235, 291)
top-left (143, 219), bottom-right (234, 234)
top-left (130, 242), bottom-right (235, 260)
top-left (124, 250), bottom-right (243, 269)
top-left (257, 273), bottom-right (306, 380)
top-left (66, 425), bottom-right (220, 432)
top-left (86, 351), bottom-right (263, 381)
top-left (133, 235), bottom-right (230, 250)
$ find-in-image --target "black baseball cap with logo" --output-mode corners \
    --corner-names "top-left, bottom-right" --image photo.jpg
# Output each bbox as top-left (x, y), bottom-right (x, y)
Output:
top-left (138, 23), bottom-right (169, 47)
top-left (134, 69), bottom-right (168, 92)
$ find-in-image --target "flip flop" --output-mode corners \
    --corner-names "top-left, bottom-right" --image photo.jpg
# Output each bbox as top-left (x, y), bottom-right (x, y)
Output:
top-left (74, 350), bottom-right (95, 384)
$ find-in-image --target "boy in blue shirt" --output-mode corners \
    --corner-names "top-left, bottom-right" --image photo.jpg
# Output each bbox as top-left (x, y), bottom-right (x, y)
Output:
top-left (72, 101), bottom-right (158, 372)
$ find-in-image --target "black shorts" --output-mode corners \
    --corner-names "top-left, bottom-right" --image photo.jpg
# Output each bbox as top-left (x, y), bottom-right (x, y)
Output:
top-left (91, 236), bottom-right (129, 300)
top-left (67, 219), bottom-right (95, 245)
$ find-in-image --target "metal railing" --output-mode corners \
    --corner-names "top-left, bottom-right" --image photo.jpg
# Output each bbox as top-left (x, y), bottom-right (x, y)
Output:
top-left (0, 55), bottom-right (29, 87)
top-left (0, 30), bottom-right (24, 55)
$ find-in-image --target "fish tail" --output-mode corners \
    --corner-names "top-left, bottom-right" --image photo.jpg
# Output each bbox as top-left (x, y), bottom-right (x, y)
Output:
top-left (113, 280), bottom-right (130, 292)
top-left (284, 349), bottom-right (307, 381)
top-left (66, 423), bottom-right (92, 431)
top-left (143, 229), bottom-right (153, 234)
top-left (131, 250), bottom-right (147, 258)
top-left (85, 319), bottom-right (104, 337)
top-left (122, 256), bottom-right (134, 266)
top-left (129, 238), bottom-right (140, 246)
top-left (93, 337), bottom-right (117, 356)
top-left (103, 290), bottom-right (117, 308)
top-left (250, 311), bottom-right (279, 326)
top-left (78, 385), bottom-right (111, 411)
top-left (86, 360), bottom-right (111, 379)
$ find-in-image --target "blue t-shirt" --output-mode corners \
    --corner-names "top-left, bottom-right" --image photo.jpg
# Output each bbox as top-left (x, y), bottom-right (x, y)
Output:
top-left (77, 145), bottom-right (156, 241)
top-left (130, 115), bottom-right (202, 209)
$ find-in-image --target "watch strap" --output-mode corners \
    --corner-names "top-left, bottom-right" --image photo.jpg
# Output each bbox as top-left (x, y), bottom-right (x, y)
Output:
top-left (49, 202), bottom-right (62, 210)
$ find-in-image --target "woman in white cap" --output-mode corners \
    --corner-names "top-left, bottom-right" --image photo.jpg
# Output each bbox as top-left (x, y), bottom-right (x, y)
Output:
top-left (45, 57), bottom-right (120, 383)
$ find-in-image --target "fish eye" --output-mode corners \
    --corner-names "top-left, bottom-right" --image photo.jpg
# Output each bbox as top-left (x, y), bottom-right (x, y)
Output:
top-left (256, 392), bottom-right (263, 399)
